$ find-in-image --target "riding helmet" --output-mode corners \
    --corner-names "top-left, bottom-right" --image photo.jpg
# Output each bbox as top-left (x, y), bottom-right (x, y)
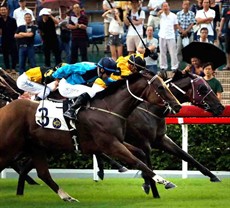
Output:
top-left (98, 57), bottom-right (121, 75)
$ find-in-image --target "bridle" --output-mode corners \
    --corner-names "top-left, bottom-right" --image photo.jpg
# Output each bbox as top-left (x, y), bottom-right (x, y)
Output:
top-left (166, 75), bottom-right (213, 107)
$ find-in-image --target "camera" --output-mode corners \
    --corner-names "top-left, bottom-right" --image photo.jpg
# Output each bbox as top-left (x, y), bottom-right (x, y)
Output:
top-left (149, 52), bottom-right (158, 60)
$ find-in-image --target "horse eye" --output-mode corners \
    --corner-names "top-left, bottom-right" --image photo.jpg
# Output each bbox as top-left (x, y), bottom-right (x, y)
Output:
top-left (198, 84), bottom-right (208, 95)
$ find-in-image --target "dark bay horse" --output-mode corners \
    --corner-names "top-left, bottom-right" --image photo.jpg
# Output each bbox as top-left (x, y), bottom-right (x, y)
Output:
top-left (0, 72), bottom-right (181, 202)
top-left (95, 70), bottom-right (225, 198)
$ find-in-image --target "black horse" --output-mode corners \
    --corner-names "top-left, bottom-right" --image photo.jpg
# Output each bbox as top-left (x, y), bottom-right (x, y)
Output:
top-left (95, 70), bottom-right (224, 198)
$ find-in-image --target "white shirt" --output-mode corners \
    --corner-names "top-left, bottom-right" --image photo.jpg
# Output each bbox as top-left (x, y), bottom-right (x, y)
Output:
top-left (13, 7), bottom-right (35, 27)
top-left (195, 8), bottom-right (216, 36)
top-left (127, 10), bottom-right (145, 36)
top-left (109, 18), bottom-right (124, 34)
top-left (158, 12), bottom-right (178, 39)
top-left (148, 0), bottom-right (165, 15)
top-left (102, 0), bottom-right (116, 23)
top-left (138, 37), bottom-right (158, 65)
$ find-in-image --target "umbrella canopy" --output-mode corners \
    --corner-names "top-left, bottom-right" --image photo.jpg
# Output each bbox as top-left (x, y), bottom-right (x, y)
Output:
top-left (42, 0), bottom-right (80, 9)
top-left (182, 42), bottom-right (226, 69)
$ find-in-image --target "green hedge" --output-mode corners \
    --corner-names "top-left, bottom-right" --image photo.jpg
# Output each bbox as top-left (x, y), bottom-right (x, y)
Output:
top-left (48, 125), bottom-right (230, 171)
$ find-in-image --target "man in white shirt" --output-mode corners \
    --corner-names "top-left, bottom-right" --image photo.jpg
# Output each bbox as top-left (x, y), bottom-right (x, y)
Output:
top-left (124, 0), bottom-right (145, 54)
top-left (13, 0), bottom-right (35, 27)
top-left (158, 2), bottom-right (179, 72)
top-left (147, 0), bottom-right (164, 29)
top-left (195, 0), bottom-right (215, 42)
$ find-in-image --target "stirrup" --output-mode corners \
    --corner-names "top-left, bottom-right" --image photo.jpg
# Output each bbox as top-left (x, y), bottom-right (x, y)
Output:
top-left (63, 110), bottom-right (76, 120)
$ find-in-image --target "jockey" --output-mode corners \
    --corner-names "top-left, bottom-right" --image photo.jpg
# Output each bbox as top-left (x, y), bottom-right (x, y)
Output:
top-left (111, 54), bottom-right (146, 81)
top-left (44, 57), bottom-right (120, 119)
top-left (16, 64), bottom-right (65, 101)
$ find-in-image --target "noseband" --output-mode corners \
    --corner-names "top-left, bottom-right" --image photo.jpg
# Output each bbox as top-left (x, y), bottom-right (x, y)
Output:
top-left (167, 76), bottom-right (212, 106)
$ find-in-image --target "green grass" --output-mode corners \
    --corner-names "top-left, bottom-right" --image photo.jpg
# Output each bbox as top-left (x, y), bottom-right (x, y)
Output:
top-left (0, 178), bottom-right (229, 208)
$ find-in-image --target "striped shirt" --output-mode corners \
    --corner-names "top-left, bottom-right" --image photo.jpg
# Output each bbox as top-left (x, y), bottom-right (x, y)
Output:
top-left (69, 14), bottom-right (88, 40)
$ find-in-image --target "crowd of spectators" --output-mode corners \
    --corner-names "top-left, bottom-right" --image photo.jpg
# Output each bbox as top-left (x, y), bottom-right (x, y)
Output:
top-left (0, 0), bottom-right (229, 100)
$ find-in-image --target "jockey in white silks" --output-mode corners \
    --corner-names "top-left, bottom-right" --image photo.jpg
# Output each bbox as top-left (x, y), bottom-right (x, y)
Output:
top-left (44, 57), bottom-right (120, 119)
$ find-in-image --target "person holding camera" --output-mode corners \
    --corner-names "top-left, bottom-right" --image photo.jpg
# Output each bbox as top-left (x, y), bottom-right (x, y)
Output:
top-left (137, 25), bottom-right (158, 74)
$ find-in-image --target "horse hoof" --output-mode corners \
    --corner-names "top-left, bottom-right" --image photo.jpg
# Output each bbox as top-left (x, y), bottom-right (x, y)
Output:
top-left (210, 176), bottom-right (221, 182)
top-left (142, 183), bottom-right (150, 194)
top-left (165, 182), bottom-right (177, 189)
top-left (63, 197), bottom-right (79, 202)
top-left (118, 166), bottom-right (128, 173)
top-left (97, 171), bottom-right (104, 180)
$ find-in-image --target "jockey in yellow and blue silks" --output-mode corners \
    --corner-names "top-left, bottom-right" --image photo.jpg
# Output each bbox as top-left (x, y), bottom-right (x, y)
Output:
top-left (45, 57), bottom-right (120, 119)
top-left (110, 54), bottom-right (146, 81)
top-left (16, 63), bottom-right (65, 101)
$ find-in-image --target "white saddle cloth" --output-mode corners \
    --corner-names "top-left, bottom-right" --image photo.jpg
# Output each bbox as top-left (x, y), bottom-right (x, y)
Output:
top-left (35, 100), bottom-right (70, 131)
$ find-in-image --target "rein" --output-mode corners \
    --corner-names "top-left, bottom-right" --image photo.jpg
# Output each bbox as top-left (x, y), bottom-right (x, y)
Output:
top-left (87, 106), bottom-right (126, 120)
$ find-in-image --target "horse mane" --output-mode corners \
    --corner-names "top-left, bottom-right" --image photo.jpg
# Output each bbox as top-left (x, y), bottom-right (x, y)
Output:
top-left (94, 73), bottom-right (142, 100)
top-left (172, 70), bottom-right (191, 82)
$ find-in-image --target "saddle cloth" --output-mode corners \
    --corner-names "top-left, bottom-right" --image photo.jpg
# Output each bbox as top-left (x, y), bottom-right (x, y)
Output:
top-left (35, 100), bottom-right (70, 131)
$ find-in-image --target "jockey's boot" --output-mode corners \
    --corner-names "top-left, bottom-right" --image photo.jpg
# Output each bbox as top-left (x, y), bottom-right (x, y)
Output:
top-left (64, 93), bottom-right (91, 119)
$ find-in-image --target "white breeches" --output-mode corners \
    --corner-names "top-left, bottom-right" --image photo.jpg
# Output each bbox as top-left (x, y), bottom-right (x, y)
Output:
top-left (16, 73), bottom-right (52, 99)
top-left (58, 78), bottom-right (102, 99)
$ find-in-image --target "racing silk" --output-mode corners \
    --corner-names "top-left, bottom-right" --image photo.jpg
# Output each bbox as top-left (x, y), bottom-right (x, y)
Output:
top-left (110, 55), bottom-right (133, 81)
top-left (52, 62), bottom-right (98, 85)
top-left (25, 66), bottom-right (49, 83)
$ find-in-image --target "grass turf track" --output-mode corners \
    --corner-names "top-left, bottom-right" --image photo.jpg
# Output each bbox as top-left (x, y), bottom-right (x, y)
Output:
top-left (0, 178), bottom-right (229, 208)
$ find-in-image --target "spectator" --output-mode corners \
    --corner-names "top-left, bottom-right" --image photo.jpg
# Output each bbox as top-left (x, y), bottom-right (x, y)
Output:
top-left (198, 27), bottom-right (213, 42)
top-left (7, 0), bottom-right (19, 17)
top-left (190, 0), bottom-right (203, 14)
top-left (137, 25), bottom-right (158, 74)
top-left (147, 0), bottom-right (164, 29)
top-left (177, 0), bottom-right (195, 62)
top-left (183, 56), bottom-right (205, 76)
top-left (190, 0), bottom-right (203, 40)
top-left (13, 0), bottom-right (35, 27)
top-left (195, 0), bottom-right (216, 42)
top-left (219, 6), bottom-right (230, 70)
top-left (38, 8), bottom-right (61, 67)
top-left (124, 0), bottom-right (145, 55)
top-left (102, 8), bottom-right (124, 61)
top-left (102, 0), bottom-right (117, 53)
top-left (34, 0), bottom-right (44, 21)
top-left (56, 11), bottom-right (71, 63)
top-left (210, 0), bottom-right (221, 44)
top-left (0, 4), bottom-right (18, 74)
top-left (158, 2), bottom-right (179, 72)
top-left (14, 13), bottom-right (36, 75)
top-left (67, 3), bottom-right (88, 63)
top-left (203, 62), bottom-right (223, 100)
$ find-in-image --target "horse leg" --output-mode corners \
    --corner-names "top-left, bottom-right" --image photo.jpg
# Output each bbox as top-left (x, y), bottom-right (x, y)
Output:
top-left (15, 158), bottom-right (37, 195)
top-left (124, 142), bottom-right (160, 198)
top-left (29, 146), bottom-right (79, 202)
top-left (101, 138), bottom-right (176, 189)
top-left (154, 134), bottom-right (221, 182)
top-left (95, 153), bottom-right (128, 180)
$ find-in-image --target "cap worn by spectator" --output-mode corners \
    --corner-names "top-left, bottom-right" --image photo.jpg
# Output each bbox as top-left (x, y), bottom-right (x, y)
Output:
top-left (39, 8), bottom-right (52, 16)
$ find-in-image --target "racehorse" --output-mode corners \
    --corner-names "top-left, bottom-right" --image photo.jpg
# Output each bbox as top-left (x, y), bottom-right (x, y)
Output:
top-left (0, 72), bottom-right (181, 202)
top-left (95, 70), bottom-right (225, 198)
top-left (0, 70), bottom-right (225, 198)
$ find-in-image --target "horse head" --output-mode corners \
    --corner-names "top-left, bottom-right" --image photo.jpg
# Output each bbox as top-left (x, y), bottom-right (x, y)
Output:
top-left (169, 70), bottom-right (224, 116)
top-left (140, 71), bottom-right (181, 114)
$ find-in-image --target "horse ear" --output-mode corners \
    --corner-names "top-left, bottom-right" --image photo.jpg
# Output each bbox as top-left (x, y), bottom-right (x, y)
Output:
top-left (172, 69), bottom-right (183, 81)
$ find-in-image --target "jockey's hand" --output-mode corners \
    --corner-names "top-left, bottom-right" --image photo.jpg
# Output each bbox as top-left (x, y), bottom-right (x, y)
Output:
top-left (44, 75), bottom-right (55, 84)
top-left (144, 48), bottom-right (151, 57)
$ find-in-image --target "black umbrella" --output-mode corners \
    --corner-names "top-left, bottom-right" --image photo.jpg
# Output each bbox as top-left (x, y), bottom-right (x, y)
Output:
top-left (182, 42), bottom-right (226, 69)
